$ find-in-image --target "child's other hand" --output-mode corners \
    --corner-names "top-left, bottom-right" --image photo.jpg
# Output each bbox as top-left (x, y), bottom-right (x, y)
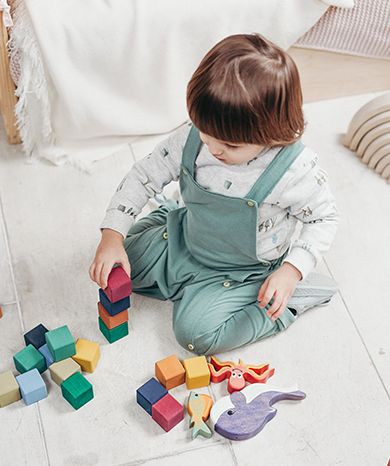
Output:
top-left (257, 262), bottom-right (302, 321)
top-left (89, 229), bottom-right (131, 289)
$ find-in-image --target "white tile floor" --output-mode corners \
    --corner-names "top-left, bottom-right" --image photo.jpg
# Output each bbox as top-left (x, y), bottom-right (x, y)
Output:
top-left (0, 92), bottom-right (390, 466)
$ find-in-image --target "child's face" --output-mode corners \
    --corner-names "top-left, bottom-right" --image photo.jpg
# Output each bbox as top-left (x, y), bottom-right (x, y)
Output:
top-left (199, 132), bottom-right (265, 165)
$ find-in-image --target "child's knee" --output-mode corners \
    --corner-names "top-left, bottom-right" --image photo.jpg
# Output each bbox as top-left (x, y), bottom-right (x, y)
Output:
top-left (172, 316), bottom-right (216, 355)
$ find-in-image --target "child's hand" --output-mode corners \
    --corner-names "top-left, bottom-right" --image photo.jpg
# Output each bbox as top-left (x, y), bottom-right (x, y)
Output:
top-left (89, 229), bottom-right (131, 289)
top-left (257, 262), bottom-right (302, 321)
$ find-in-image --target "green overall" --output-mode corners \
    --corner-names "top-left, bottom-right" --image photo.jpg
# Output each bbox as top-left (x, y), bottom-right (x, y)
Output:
top-left (124, 126), bottom-right (305, 355)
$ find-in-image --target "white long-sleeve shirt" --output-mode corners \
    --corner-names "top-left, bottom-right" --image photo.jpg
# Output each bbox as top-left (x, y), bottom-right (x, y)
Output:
top-left (100, 122), bottom-right (339, 280)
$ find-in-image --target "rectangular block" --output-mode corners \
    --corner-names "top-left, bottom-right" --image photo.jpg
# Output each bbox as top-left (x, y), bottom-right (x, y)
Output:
top-left (61, 372), bottom-right (94, 410)
top-left (104, 266), bottom-right (132, 303)
top-left (155, 355), bottom-right (185, 389)
top-left (16, 369), bottom-right (48, 405)
top-left (98, 302), bottom-right (128, 329)
top-left (99, 288), bottom-right (130, 316)
top-left (183, 356), bottom-right (210, 389)
top-left (0, 371), bottom-right (21, 407)
top-left (152, 393), bottom-right (184, 432)
top-left (24, 324), bottom-right (49, 349)
top-left (72, 338), bottom-right (100, 373)
top-left (38, 344), bottom-right (54, 367)
top-left (98, 317), bottom-right (128, 344)
top-left (136, 378), bottom-right (168, 415)
top-left (45, 325), bottom-right (76, 362)
top-left (49, 358), bottom-right (81, 386)
top-left (14, 344), bottom-right (47, 374)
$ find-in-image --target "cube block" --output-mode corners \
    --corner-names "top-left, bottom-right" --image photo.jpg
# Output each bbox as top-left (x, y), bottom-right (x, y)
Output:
top-left (45, 325), bottom-right (76, 362)
top-left (38, 344), bottom-right (54, 367)
top-left (61, 372), bottom-right (94, 410)
top-left (98, 317), bottom-right (128, 343)
top-left (49, 358), bottom-right (81, 386)
top-left (0, 306), bottom-right (3, 319)
top-left (0, 370), bottom-right (21, 407)
top-left (104, 266), bottom-right (132, 303)
top-left (155, 354), bottom-right (185, 389)
top-left (24, 324), bottom-right (49, 349)
top-left (182, 356), bottom-right (210, 389)
top-left (14, 344), bottom-right (46, 374)
top-left (72, 338), bottom-right (100, 373)
top-left (16, 369), bottom-right (47, 405)
top-left (152, 393), bottom-right (184, 432)
top-left (99, 289), bottom-right (130, 316)
top-left (98, 302), bottom-right (128, 330)
top-left (136, 378), bottom-right (168, 415)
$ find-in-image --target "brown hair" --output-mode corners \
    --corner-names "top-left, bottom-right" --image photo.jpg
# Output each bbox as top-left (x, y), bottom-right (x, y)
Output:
top-left (186, 33), bottom-right (305, 147)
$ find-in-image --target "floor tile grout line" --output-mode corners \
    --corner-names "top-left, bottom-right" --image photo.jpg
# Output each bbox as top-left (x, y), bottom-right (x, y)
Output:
top-left (323, 258), bottom-right (390, 401)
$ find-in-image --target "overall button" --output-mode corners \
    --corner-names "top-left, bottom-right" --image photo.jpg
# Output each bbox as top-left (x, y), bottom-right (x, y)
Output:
top-left (223, 281), bottom-right (231, 288)
top-left (162, 232), bottom-right (168, 240)
top-left (247, 200), bottom-right (255, 207)
top-left (187, 343), bottom-right (194, 351)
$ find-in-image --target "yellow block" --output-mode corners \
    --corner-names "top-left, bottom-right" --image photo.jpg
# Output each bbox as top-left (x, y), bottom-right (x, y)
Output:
top-left (182, 356), bottom-right (210, 389)
top-left (72, 338), bottom-right (100, 373)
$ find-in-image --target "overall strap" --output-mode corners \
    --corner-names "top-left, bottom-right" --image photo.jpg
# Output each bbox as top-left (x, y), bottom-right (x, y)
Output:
top-left (246, 141), bottom-right (305, 202)
top-left (181, 125), bottom-right (203, 176)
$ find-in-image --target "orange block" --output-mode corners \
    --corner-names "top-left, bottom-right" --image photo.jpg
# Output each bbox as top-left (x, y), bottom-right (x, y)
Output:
top-left (97, 302), bottom-right (128, 329)
top-left (0, 306), bottom-right (3, 319)
top-left (155, 355), bottom-right (185, 390)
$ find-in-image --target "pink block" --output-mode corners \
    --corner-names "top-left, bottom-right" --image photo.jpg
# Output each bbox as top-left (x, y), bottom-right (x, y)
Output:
top-left (152, 393), bottom-right (184, 432)
top-left (104, 267), bottom-right (132, 303)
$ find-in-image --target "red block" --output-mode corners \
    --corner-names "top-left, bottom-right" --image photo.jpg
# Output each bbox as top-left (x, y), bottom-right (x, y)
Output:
top-left (152, 393), bottom-right (184, 432)
top-left (104, 267), bottom-right (132, 303)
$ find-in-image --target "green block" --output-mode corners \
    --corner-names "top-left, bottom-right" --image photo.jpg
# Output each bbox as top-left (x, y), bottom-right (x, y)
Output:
top-left (61, 372), bottom-right (93, 410)
top-left (13, 344), bottom-right (46, 374)
top-left (45, 325), bottom-right (76, 362)
top-left (98, 317), bottom-right (128, 344)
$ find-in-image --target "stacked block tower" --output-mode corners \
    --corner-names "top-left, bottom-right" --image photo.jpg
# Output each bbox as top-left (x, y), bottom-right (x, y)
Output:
top-left (98, 267), bottom-right (132, 343)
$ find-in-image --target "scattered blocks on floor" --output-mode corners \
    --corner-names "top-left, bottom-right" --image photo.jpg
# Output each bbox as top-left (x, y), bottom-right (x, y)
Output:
top-left (183, 356), bottom-right (210, 389)
top-left (45, 325), bottom-right (76, 362)
top-left (98, 289), bottom-right (130, 316)
top-left (136, 378), bottom-right (168, 415)
top-left (72, 338), bottom-right (100, 373)
top-left (38, 344), bottom-right (54, 367)
top-left (0, 370), bottom-right (21, 407)
top-left (49, 358), bottom-right (81, 386)
top-left (16, 369), bottom-right (48, 405)
top-left (13, 344), bottom-right (46, 374)
top-left (23, 324), bottom-right (49, 349)
top-left (61, 372), bottom-right (94, 410)
top-left (98, 302), bottom-right (128, 329)
top-left (103, 266), bottom-right (132, 303)
top-left (98, 317), bottom-right (128, 344)
top-left (155, 354), bottom-right (185, 389)
top-left (152, 393), bottom-right (184, 432)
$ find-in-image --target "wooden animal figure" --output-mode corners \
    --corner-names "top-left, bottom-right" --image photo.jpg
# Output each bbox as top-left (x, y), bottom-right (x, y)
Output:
top-left (187, 391), bottom-right (213, 439)
top-left (210, 384), bottom-right (306, 441)
top-left (208, 356), bottom-right (275, 393)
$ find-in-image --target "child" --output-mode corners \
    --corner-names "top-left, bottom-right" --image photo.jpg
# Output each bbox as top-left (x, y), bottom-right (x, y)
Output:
top-left (90, 33), bottom-right (339, 356)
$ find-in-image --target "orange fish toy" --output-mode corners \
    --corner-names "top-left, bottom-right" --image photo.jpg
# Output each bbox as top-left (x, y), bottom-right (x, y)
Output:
top-left (187, 391), bottom-right (213, 439)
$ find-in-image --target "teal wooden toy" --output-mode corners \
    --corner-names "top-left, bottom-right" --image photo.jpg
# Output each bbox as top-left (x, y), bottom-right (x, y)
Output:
top-left (45, 325), bottom-right (76, 362)
top-left (16, 369), bottom-right (48, 405)
top-left (13, 344), bottom-right (46, 374)
top-left (98, 317), bottom-right (128, 344)
top-left (61, 372), bottom-right (94, 410)
top-left (38, 344), bottom-right (54, 367)
top-left (24, 324), bottom-right (49, 349)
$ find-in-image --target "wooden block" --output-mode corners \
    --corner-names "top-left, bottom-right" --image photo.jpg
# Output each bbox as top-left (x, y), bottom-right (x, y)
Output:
top-left (45, 325), bottom-right (76, 362)
top-left (152, 393), bottom-right (184, 432)
top-left (99, 289), bottom-right (130, 316)
top-left (13, 344), bottom-right (47, 374)
top-left (155, 354), bottom-right (185, 389)
top-left (38, 344), bottom-right (54, 367)
top-left (0, 306), bottom-right (3, 319)
top-left (182, 356), bottom-right (210, 389)
top-left (136, 378), bottom-right (168, 415)
top-left (104, 266), bottom-right (132, 303)
top-left (24, 324), bottom-right (49, 349)
top-left (72, 338), bottom-right (100, 373)
top-left (49, 358), bottom-right (81, 386)
top-left (16, 369), bottom-right (48, 405)
top-left (0, 370), bottom-right (21, 407)
top-left (61, 372), bottom-right (94, 410)
top-left (98, 317), bottom-right (128, 344)
top-left (98, 302), bottom-right (128, 329)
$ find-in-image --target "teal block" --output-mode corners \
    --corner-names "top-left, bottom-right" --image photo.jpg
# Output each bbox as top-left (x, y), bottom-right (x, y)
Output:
top-left (45, 325), bottom-right (76, 362)
top-left (61, 372), bottom-right (94, 410)
top-left (13, 344), bottom-right (47, 374)
top-left (98, 317), bottom-right (128, 344)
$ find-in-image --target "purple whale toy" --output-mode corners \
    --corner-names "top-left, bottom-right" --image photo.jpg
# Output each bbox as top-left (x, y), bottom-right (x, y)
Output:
top-left (210, 384), bottom-right (306, 440)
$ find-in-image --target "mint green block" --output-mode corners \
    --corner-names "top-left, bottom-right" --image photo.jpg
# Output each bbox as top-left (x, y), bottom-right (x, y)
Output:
top-left (61, 372), bottom-right (93, 410)
top-left (13, 344), bottom-right (46, 374)
top-left (45, 325), bottom-right (76, 362)
top-left (98, 317), bottom-right (128, 344)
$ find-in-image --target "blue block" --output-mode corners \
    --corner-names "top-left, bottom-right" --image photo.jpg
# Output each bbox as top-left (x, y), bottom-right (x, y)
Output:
top-left (99, 289), bottom-right (130, 316)
top-left (38, 344), bottom-right (54, 367)
top-left (16, 369), bottom-right (48, 405)
top-left (24, 324), bottom-right (49, 349)
top-left (136, 378), bottom-right (168, 415)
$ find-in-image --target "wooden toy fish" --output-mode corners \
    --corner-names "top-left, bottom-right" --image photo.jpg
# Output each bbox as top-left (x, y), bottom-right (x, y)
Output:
top-left (210, 384), bottom-right (306, 441)
top-left (187, 391), bottom-right (213, 439)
